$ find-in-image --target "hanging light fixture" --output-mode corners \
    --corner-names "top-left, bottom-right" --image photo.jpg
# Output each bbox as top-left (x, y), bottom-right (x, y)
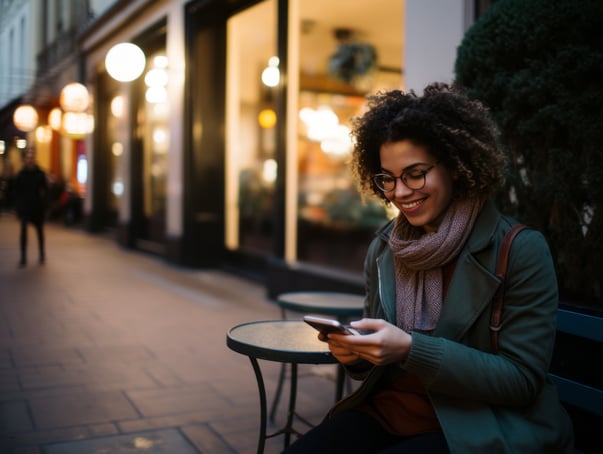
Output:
top-left (105, 42), bottom-right (146, 82)
top-left (13, 104), bottom-right (39, 132)
top-left (48, 107), bottom-right (62, 130)
top-left (62, 112), bottom-right (94, 139)
top-left (144, 55), bottom-right (169, 104)
top-left (60, 82), bottom-right (90, 112)
top-left (35, 125), bottom-right (53, 143)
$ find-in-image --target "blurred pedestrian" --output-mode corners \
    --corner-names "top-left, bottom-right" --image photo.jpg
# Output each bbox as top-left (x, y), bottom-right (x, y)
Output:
top-left (15, 150), bottom-right (47, 267)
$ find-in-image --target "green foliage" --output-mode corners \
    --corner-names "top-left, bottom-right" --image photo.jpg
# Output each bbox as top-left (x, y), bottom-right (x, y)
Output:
top-left (455, 0), bottom-right (603, 307)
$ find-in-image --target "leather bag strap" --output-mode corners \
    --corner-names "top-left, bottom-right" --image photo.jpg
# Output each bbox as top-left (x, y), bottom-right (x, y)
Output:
top-left (490, 224), bottom-right (529, 353)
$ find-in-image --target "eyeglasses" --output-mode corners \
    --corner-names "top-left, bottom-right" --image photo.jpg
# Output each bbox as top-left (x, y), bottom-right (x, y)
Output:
top-left (372, 162), bottom-right (439, 192)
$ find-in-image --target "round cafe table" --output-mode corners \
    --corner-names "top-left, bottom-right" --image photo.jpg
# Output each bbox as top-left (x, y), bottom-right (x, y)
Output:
top-left (227, 320), bottom-right (336, 453)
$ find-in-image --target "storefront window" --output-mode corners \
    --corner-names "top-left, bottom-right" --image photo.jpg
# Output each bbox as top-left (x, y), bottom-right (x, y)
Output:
top-left (225, 0), bottom-right (277, 255)
top-left (295, 0), bottom-right (403, 272)
top-left (107, 91), bottom-right (125, 225)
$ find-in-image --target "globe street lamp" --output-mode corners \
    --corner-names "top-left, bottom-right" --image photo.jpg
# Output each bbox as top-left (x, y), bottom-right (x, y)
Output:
top-left (105, 42), bottom-right (146, 82)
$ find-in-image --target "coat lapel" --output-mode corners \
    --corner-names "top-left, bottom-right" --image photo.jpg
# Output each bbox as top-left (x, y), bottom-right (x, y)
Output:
top-left (433, 250), bottom-right (500, 340)
top-left (432, 201), bottom-right (502, 341)
top-left (376, 247), bottom-right (396, 322)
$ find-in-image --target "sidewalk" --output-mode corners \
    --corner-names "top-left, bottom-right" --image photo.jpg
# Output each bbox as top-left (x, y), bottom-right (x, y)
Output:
top-left (0, 214), bottom-right (340, 453)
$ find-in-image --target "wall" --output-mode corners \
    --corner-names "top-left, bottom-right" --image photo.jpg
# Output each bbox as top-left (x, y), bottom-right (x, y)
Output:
top-left (404, 0), bottom-right (470, 93)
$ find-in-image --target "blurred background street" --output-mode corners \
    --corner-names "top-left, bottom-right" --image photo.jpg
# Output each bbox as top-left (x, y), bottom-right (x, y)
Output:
top-left (0, 215), bottom-right (341, 453)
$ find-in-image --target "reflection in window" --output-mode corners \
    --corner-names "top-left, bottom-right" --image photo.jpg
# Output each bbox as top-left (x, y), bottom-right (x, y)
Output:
top-left (140, 52), bottom-right (169, 241)
top-left (296, 0), bottom-right (403, 272)
top-left (107, 91), bottom-right (125, 226)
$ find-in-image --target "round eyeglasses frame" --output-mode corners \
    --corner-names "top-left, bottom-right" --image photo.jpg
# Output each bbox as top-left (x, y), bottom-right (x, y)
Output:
top-left (372, 162), bottom-right (439, 192)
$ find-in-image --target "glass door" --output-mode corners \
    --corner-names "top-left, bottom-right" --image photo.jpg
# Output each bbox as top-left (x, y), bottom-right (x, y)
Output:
top-left (225, 0), bottom-right (277, 255)
top-left (294, 0), bottom-right (403, 271)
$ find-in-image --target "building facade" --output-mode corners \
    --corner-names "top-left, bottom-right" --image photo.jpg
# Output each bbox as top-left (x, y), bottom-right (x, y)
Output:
top-left (0, 0), bottom-right (42, 179)
top-left (78, 0), bottom-right (475, 295)
top-left (0, 0), bottom-right (114, 216)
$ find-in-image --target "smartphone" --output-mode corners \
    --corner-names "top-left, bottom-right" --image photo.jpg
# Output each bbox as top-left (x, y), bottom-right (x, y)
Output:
top-left (303, 315), bottom-right (360, 335)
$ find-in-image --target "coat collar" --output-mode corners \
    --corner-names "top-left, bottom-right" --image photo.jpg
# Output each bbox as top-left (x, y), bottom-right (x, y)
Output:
top-left (463, 199), bottom-right (500, 254)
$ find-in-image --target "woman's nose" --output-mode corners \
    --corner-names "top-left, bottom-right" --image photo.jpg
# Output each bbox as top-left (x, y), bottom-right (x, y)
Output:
top-left (393, 177), bottom-right (413, 197)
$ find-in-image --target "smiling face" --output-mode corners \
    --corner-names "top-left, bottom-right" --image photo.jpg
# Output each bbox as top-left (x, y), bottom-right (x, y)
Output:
top-left (379, 140), bottom-right (454, 232)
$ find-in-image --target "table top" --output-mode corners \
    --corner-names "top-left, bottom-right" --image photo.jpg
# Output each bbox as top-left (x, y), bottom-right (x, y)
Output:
top-left (276, 291), bottom-right (365, 317)
top-left (227, 320), bottom-right (336, 364)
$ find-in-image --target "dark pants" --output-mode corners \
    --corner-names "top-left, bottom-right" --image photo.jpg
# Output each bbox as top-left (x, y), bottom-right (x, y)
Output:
top-left (20, 219), bottom-right (45, 263)
top-left (283, 411), bottom-right (450, 454)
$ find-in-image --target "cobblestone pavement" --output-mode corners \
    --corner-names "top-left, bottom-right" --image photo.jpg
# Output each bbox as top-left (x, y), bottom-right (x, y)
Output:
top-left (0, 214), bottom-right (342, 453)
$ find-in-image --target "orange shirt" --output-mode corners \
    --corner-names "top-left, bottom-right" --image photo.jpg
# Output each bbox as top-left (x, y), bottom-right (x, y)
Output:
top-left (357, 368), bottom-right (441, 435)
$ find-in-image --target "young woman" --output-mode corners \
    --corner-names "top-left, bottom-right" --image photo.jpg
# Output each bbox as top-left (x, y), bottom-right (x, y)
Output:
top-left (285, 83), bottom-right (573, 453)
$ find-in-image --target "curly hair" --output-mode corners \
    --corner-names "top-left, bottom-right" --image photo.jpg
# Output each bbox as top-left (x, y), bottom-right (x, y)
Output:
top-left (350, 82), bottom-right (507, 202)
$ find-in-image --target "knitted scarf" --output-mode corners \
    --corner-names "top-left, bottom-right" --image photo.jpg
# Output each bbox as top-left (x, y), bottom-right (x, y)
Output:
top-left (389, 198), bottom-right (482, 332)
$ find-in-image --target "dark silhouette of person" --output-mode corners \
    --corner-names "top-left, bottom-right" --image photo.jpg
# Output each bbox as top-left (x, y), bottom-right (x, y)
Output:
top-left (15, 150), bottom-right (47, 267)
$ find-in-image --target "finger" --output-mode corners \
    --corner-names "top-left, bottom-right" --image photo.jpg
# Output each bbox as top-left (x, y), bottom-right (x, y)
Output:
top-left (350, 318), bottom-right (383, 330)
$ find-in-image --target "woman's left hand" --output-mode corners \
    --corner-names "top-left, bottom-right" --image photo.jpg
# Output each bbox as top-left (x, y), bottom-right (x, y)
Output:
top-left (325, 318), bottom-right (412, 366)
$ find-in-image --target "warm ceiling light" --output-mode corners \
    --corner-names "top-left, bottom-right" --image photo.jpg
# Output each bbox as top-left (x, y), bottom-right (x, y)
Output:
top-left (258, 109), bottom-right (276, 128)
top-left (48, 107), bottom-right (62, 130)
top-left (145, 86), bottom-right (167, 104)
top-left (60, 82), bottom-right (90, 112)
top-left (261, 56), bottom-right (280, 87)
top-left (144, 68), bottom-right (168, 87)
top-left (35, 126), bottom-right (53, 143)
top-left (110, 95), bottom-right (124, 118)
top-left (62, 112), bottom-right (94, 138)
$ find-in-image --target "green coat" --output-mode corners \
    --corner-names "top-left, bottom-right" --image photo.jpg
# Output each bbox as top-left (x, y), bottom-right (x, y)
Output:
top-left (330, 201), bottom-right (574, 453)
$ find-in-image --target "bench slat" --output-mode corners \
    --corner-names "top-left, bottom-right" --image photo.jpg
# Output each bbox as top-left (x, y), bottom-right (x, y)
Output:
top-left (550, 374), bottom-right (603, 417)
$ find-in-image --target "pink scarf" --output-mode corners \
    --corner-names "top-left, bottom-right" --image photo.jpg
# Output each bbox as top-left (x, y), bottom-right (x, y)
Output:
top-left (389, 198), bottom-right (482, 332)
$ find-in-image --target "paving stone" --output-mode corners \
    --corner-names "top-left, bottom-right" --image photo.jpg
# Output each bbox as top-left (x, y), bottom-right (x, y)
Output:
top-left (88, 422), bottom-right (120, 437)
top-left (0, 400), bottom-right (33, 433)
top-left (44, 428), bottom-right (198, 453)
top-left (0, 219), bottom-right (339, 453)
top-left (118, 411), bottom-right (214, 433)
top-left (126, 383), bottom-right (232, 417)
top-left (78, 344), bottom-right (154, 364)
top-left (29, 391), bottom-right (140, 429)
top-left (18, 365), bottom-right (85, 390)
top-left (3, 425), bottom-right (91, 447)
top-left (9, 347), bottom-right (83, 368)
top-left (142, 363), bottom-right (184, 387)
top-left (181, 423), bottom-right (236, 453)
top-left (0, 371), bottom-right (20, 393)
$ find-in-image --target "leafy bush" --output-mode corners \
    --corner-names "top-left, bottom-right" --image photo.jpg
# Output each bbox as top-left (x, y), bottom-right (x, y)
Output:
top-left (455, 0), bottom-right (603, 308)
